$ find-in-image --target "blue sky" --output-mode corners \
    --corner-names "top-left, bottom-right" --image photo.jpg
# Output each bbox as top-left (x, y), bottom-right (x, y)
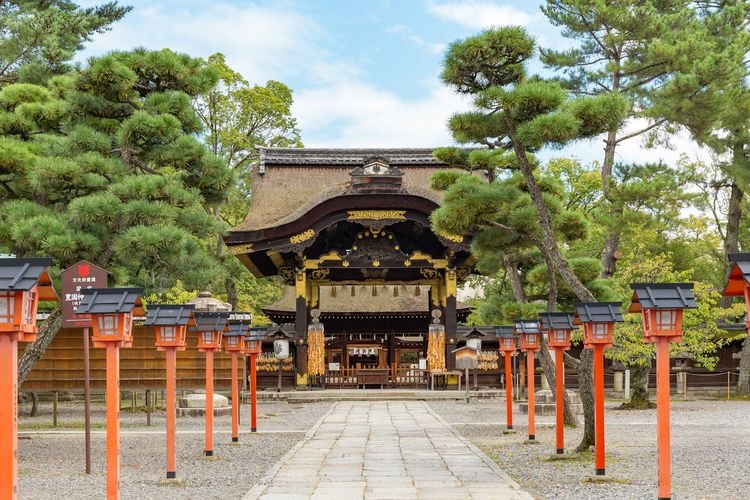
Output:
top-left (78, 0), bottom-right (707, 165)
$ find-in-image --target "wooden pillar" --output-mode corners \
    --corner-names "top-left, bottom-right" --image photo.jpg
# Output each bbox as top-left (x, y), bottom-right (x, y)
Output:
top-left (445, 269), bottom-right (458, 371)
top-left (295, 270), bottom-right (309, 385)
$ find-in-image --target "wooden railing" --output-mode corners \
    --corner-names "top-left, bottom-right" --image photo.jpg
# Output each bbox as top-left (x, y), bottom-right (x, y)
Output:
top-left (323, 365), bottom-right (428, 389)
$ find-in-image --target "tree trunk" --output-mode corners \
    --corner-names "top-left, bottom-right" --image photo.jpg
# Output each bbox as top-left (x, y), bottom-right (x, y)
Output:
top-left (29, 392), bottom-right (38, 417)
top-left (620, 361), bottom-right (654, 409)
top-left (225, 277), bottom-right (238, 311)
top-left (18, 307), bottom-right (63, 386)
top-left (503, 255), bottom-right (526, 302)
top-left (575, 348), bottom-right (595, 451)
top-left (539, 335), bottom-right (579, 426)
top-left (737, 335), bottom-right (750, 396)
top-left (508, 127), bottom-right (597, 451)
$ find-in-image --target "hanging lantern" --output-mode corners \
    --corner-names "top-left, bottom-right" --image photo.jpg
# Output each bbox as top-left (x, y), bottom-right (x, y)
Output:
top-left (573, 302), bottom-right (623, 348)
top-left (495, 326), bottom-right (517, 353)
top-left (464, 325), bottom-right (485, 351)
top-left (78, 288), bottom-right (143, 348)
top-left (539, 312), bottom-right (576, 350)
top-left (414, 285), bottom-right (421, 296)
top-left (271, 328), bottom-right (292, 359)
top-left (514, 320), bottom-right (541, 352)
top-left (630, 283), bottom-right (697, 342)
top-left (193, 312), bottom-right (229, 351)
top-left (146, 304), bottom-right (194, 351)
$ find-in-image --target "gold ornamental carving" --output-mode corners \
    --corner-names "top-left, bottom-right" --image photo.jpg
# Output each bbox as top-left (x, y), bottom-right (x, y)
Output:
top-left (420, 268), bottom-right (439, 280)
top-left (289, 229), bottom-right (315, 244)
top-left (311, 269), bottom-right (330, 281)
top-left (347, 210), bottom-right (406, 221)
top-left (438, 231), bottom-right (465, 243)
top-left (227, 243), bottom-right (253, 255)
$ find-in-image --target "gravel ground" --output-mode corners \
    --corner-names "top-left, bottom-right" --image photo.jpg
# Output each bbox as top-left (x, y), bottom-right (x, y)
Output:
top-left (17, 398), bottom-right (332, 500)
top-left (428, 399), bottom-right (750, 500)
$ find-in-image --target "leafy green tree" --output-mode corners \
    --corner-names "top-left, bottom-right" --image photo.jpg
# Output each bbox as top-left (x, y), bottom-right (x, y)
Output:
top-left (0, 1), bottom-right (130, 84)
top-left (436, 26), bottom-right (627, 450)
top-left (193, 53), bottom-right (299, 311)
top-left (0, 48), bottom-right (233, 384)
top-left (540, 0), bottom-right (748, 278)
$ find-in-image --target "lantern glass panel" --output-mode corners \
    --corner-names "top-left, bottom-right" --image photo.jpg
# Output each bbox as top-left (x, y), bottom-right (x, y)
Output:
top-left (0, 292), bottom-right (13, 323)
top-left (227, 336), bottom-right (239, 347)
top-left (201, 331), bottom-right (214, 344)
top-left (98, 314), bottom-right (119, 336)
top-left (503, 337), bottom-right (515, 349)
top-left (524, 333), bottom-right (539, 345)
top-left (22, 290), bottom-right (36, 324)
top-left (553, 330), bottom-right (568, 344)
top-left (656, 310), bottom-right (677, 330)
top-left (592, 323), bottom-right (608, 340)
top-left (161, 326), bottom-right (176, 342)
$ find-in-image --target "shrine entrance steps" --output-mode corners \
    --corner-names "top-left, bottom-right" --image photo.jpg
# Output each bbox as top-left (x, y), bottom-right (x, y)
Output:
top-left (245, 401), bottom-right (532, 499)
top-left (283, 389), bottom-right (504, 403)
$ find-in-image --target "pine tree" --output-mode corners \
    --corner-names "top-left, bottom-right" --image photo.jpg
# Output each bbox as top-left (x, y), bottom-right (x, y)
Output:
top-left (0, 1), bottom-right (130, 84)
top-left (436, 26), bottom-right (627, 450)
top-left (0, 48), bottom-right (233, 384)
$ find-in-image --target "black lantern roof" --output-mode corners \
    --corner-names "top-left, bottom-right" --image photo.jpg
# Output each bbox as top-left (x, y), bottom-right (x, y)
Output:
top-left (78, 288), bottom-right (143, 314)
top-left (267, 325), bottom-right (293, 339)
top-left (192, 311), bottom-right (230, 332)
top-left (246, 326), bottom-right (268, 341)
top-left (539, 312), bottom-right (578, 331)
top-left (629, 283), bottom-right (697, 313)
top-left (144, 304), bottom-right (194, 327)
top-left (0, 257), bottom-right (55, 297)
top-left (463, 325), bottom-right (486, 339)
top-left (573, 302), bottom-right (624, 324)
top-left (227, 312), bottom-right (252, 336)
top-left (494, 325), bottom-right (516, 338)
top-left (514, 320), bottom-right (541, 334)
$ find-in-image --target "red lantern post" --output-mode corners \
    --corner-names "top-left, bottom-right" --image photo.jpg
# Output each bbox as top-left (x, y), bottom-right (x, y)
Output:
top-left (574, 302), bottom-right (623, 477)
top-left (631, 283), bottom-right (697, 500)
top-left (515, 320), bottom-right (541, 441)
top-left (193, 311), bottom-right (229, 457)
top-left (540, 312), bottom-right (577, 455)
top-left (78, 288), bottom-right (143, 500)
top-left (495, 326), bottom-right (517, 431)
top-left (244, 328), bottom-right (263, 432)
top-left (225, 313), bottom-right (252, 443)
top-left (145, 304), bottom-right (194, 479)
top-left (0, 258), bottom-right (55, 500)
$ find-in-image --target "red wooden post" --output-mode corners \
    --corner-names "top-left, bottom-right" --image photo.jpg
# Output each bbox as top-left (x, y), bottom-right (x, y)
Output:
top-left (555, 348), bottom-right (565, 454)
top-left (165, 347), bottom-right (177, 478)
top-left (250, 352), bottom-right (258, 432)
top-left (205, 349), bottom-right (214, 455)
top-left (526, 351), bottom-right (535, 440)
top-left (515, 320), bottom-right (541, 441)
top-left (231, 352), bottom-right (239, 442)
top-left (593, 345), bottom-right (606, 475)
top-left (504, 353), bottom-right (513, 429)
top-left (0, 334), bottom-right (19, 499)
top-left (105, 344), bottom-right (120, 499)
top-left (574, 302), bottom-right (623, 477)
top-left (631, 282), bottom-right (697, 499)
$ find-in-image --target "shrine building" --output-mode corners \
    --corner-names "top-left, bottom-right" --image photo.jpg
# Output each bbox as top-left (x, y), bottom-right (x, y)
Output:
top-left (224, 148), bottom-right (496, 388)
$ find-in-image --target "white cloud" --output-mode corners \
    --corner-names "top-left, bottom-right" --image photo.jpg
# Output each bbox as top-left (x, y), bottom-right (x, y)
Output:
top-left (425, 0), bottom-right (532, 28)
top-left (386, 25), bottom-right (446, 54)
top-left (78, 2), bottom-right (358, 86)
top-left (293, 81), bottom-right (471, 147)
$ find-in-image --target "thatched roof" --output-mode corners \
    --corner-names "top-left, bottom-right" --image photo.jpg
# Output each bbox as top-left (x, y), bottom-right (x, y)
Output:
top-left (237, 148), bottom-right (459, 232)
top-left (264, 285), bottom-right (471, 314)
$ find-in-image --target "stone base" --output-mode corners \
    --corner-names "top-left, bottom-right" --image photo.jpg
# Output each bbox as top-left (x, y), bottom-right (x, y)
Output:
top-left (519, 389), bottom-right (583, 415)
top-left (176, 391), bottom-right (230, 418)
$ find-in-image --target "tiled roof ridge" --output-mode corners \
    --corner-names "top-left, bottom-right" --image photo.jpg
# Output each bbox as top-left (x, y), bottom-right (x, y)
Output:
top-left (259, 147), bottom-right (472, 168)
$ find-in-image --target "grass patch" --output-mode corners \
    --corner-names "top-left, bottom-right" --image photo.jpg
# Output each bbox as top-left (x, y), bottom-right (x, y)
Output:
top-left (537, 449), bottom-right (618, 465)
top-left (582, 476), bottom-right (633, 485)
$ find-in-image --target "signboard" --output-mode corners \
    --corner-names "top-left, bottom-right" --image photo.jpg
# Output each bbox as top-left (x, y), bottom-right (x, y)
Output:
top-left (328, 362), bottom-right (340, 371)
top-left (418, 358), bottom-right (427, 370)
top-left (60, 261), bottom-right (108, 328)
top-left (453, 346), bottom-right (479, 370)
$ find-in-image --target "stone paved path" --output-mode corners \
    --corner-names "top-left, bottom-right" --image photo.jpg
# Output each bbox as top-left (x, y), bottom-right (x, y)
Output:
top-left (246, 401), bottom-right (532, 499)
